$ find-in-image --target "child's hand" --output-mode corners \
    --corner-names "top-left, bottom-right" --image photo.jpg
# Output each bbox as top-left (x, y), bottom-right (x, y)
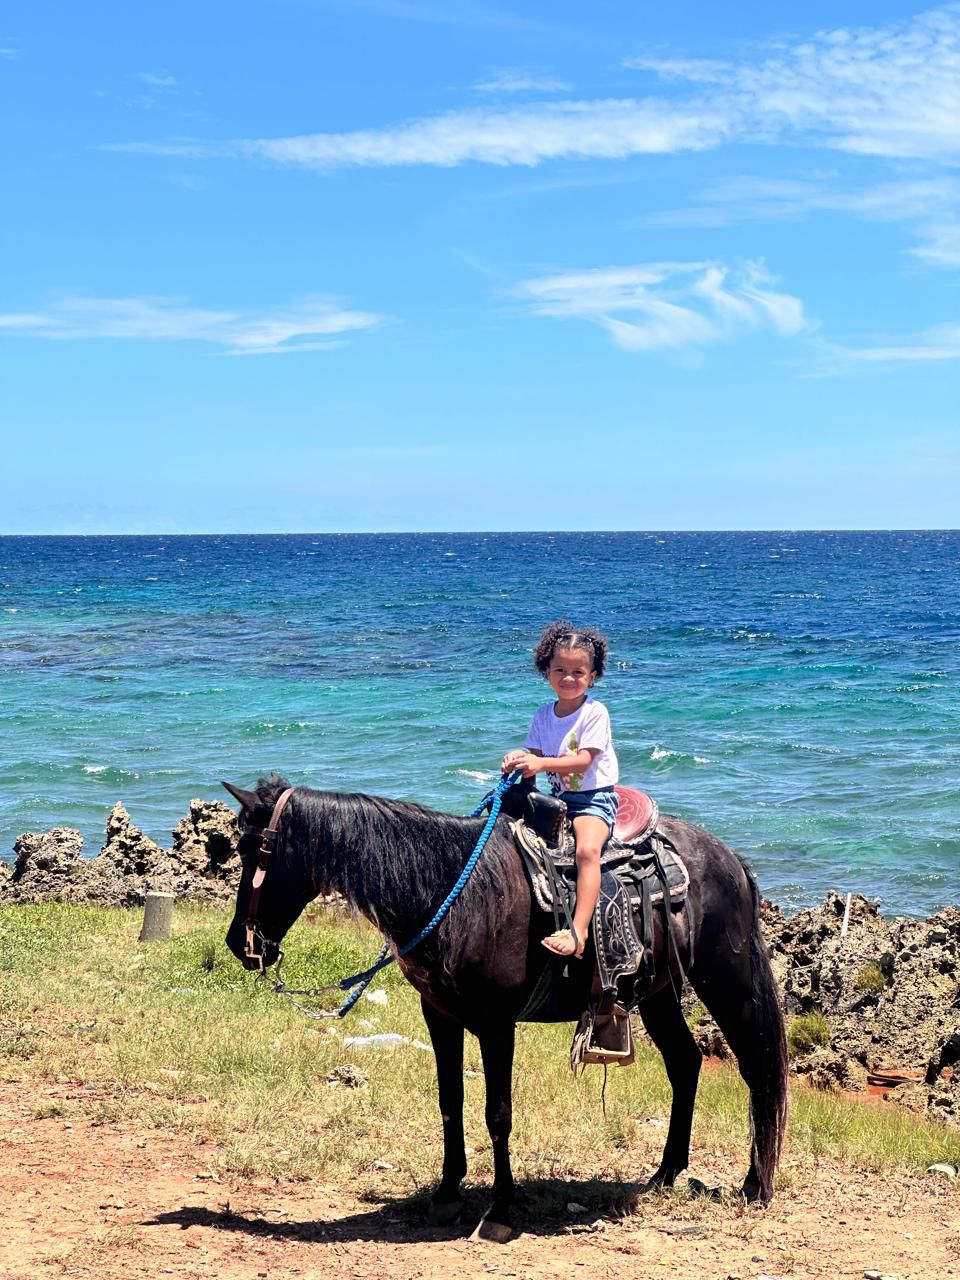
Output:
top-left (501, 750), bottom-right (542, 778)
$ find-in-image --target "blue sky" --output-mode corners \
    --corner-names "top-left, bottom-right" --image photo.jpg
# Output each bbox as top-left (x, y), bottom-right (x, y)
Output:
top-left (1, 1), bottom-right (958, 532)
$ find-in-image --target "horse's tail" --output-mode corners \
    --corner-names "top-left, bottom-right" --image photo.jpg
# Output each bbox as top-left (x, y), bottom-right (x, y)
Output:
top-left (745, 869), bottom-right (789, 1202)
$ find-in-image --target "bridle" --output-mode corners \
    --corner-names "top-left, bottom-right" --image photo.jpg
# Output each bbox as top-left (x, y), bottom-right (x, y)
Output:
top-left (243, 786), bottom-right (295, 970)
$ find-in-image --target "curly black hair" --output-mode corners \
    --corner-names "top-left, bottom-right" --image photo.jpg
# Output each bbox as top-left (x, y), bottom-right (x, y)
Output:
top-left (532, 619), bottom-right (608, 679)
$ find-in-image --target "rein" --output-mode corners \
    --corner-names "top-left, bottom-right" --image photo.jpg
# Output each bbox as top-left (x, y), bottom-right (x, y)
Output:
top-left (250, 770), bottom-right (523, 1018)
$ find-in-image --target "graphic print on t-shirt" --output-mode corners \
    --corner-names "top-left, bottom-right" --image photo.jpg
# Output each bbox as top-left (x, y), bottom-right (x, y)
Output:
top-left (547, 730), bottom-right (583, 794)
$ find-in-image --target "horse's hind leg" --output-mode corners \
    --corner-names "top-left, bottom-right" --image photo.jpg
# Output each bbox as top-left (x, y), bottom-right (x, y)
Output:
top-left (421, 999), bottom-right (467, 1225)
top-left (688, 916), bottom-right (788, 1204)
top-left (637, 984), bottom-right (702, 1190)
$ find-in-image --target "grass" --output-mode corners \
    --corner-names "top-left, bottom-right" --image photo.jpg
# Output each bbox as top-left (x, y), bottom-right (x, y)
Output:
top-left (786, 1010), bottom-right (832, 1057)
top-left (1, 901), bottom-right (958, 1205)
top-left (853, 961), bottom-right (888, 995)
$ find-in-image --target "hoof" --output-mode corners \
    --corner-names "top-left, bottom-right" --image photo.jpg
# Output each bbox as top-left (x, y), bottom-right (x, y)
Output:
top-left (687, 1177), bottom-right (723, 1202)
top-left (639, 1169), bottom-right (677, 1195)
top-left (427, 1199), bottom-right (463, 1227)
top-left (470, 1214), bottom-right (513, 1244)
top-left (739, 1180), bottom-right (769, 1205)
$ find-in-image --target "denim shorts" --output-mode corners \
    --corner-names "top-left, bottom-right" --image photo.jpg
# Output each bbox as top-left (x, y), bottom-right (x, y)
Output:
top-left (560, 786), bottom-right (619, 833)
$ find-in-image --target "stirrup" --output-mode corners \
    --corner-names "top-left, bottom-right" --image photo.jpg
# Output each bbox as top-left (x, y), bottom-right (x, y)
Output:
top-left (570, 1003), bottom-right (635, 1071)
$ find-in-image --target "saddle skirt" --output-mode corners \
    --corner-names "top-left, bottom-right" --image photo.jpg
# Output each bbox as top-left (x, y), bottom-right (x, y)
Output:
top-left (510, 789), bottom-right (690, 1004)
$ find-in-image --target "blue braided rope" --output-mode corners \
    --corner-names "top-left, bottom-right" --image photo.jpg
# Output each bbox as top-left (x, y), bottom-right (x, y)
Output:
top-left (334, 770), bottom-right (522, 1016)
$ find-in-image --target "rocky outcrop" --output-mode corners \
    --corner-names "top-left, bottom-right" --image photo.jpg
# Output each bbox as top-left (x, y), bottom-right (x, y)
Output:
top-left (101, 803), bottom-right (163, 885)
top-left (689, 891), bottom-right (960, 1130)
top-left (8, 827), bottom-right (89, 903)
top-left (168, 799), bottom-right (239, 879)
top-left (146, 799), bottom-right (241, 903)
top-left (2, 800), bottom-right (240, 907)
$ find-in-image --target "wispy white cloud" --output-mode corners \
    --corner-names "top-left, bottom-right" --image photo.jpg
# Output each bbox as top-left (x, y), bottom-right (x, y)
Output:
top-left (108, 6), bottom-right (960, 170)
top-left (833, 323), bottom-right (960, 363)
top-left (517, 261), bottom-right (808, 353)
top-left (626, 7), bottom-right (960, 164)
top-left (645, 174), bottom-right (960, 269)
top-left (137, 70), bottom-right (177, 88)
top-left (0, 46), bottom-right (17, 60)
top-left (473, 67), bottom-right (572, 95)
top-left (0, 295), bottom-right (383, 355)
top-left (107, 100), bottom-right (728, 166)
top-left (622, 55), bottom-right (735, 85)
top-left (913, 224), bottom-right (960, 268)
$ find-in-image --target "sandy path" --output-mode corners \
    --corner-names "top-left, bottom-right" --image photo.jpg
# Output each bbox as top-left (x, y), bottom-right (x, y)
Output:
top-left (1, 1079), bottom-right (958, 1280)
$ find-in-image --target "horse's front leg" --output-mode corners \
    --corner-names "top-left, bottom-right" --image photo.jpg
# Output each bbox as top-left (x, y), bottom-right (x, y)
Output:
top-left (472, 1019), bottom-right (516, 1243)
top-left (421, 998), bottom-right (467, 1225)
top-left (637, 984), bottom-right (702, 1191)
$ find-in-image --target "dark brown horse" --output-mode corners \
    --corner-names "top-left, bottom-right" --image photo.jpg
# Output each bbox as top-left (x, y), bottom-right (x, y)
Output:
top-left (224, 774), bottom-right (787, 1238)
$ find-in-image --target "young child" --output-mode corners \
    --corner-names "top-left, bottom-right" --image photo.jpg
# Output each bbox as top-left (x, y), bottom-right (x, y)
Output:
top-left (502, 620), bottom-right (619, 958)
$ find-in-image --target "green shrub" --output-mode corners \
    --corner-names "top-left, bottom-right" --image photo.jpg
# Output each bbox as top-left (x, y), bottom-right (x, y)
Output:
top-left (787, 1010), bottom-right (831, 1057)
top-left (853, 962), bottom-right (886, 996)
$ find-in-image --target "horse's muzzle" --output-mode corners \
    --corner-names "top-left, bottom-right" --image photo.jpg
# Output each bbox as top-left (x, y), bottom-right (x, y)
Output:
top-left (225, 921), bottom-right (280, 971)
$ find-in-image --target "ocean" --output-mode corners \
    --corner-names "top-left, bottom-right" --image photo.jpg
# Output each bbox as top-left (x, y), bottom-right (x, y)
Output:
top-left (1, 531), bottom-right (957, 918)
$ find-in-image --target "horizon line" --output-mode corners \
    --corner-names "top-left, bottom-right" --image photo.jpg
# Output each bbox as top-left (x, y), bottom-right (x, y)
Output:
top-left (1, 528), bottom-right (957, 538)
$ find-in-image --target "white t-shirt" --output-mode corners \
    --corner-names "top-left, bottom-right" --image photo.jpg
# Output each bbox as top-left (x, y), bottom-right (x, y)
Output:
top-left (524, 697), bottom-right (619, 797)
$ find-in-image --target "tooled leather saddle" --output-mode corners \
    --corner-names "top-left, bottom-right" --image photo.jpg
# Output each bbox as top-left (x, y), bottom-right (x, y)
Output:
top-left (505, 783), bottom-right (690, 1006)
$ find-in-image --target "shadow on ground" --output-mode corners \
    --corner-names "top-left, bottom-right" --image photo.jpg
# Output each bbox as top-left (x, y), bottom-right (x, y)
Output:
top-left (143, 1176), bottom-right (727, 1244)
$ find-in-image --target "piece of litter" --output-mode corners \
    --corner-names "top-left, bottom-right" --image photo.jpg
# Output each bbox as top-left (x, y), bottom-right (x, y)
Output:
top-left (364, 989), bottom-right (388, 1006)
top-left (373, 1159), bottom-right (395, 1170)
top-left (325, 1065), bottom-right (368, 1088)
top-left (411, 1039), bottom-right (434, 1052)
top-left (169, 987), bottom-right (198, 995)
top-left (926, 1162), bottom-right (958, 1178)
top-left (343, 1033), bottom-right (409, 1049)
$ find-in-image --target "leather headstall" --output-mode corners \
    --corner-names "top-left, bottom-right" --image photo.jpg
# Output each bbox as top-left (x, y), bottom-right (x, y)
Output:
top-left (244, 786), bottom-right (295, 969)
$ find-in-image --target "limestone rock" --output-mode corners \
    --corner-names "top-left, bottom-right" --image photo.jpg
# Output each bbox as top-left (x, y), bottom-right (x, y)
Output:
top-left (6, 827), bottom-right (86, 901)
top-left (169, 799), bottom-right (240, 879)
top-left (100, 804), bottom-right (163, 878)
top-left (890, 1083), bottom-right (929, 1116)
top-left (760, 892), bottom-right (960, 1127)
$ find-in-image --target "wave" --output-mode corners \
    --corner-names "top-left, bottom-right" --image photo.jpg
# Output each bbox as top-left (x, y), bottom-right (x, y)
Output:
top-left (649, 746), bottom-right (710, 766)
top-left (81, 765), bottom-right (141, 780)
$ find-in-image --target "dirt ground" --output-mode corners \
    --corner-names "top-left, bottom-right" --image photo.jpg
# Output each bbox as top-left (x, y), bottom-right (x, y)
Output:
top-left (1, 1080), bottom-right (958, 1280)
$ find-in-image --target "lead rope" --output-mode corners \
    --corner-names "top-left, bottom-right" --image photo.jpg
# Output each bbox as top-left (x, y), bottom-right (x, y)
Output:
top-left (269, 770), bottom-right (523, 1018)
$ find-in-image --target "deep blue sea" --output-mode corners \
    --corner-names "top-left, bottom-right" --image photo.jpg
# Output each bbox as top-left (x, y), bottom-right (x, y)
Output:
top-left (1, 532), bottom-right (957, 917)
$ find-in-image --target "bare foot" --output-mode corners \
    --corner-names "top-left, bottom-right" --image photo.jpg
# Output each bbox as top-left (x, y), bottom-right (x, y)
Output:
top-left (541, 929), bottom-right (584, 958)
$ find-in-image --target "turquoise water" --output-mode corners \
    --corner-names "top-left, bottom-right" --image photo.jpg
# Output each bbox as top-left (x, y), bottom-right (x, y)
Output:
top-left (1, 532), bottom-right (957, 916)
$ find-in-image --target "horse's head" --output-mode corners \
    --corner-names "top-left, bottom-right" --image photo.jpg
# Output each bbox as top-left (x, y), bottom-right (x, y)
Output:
top-left (222, 774), bottom-right (312, 972)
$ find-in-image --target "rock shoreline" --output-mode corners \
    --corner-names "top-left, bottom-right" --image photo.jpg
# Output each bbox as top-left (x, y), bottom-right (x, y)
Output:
top-left (1, 805), bottom-right (958, 1131)
top-left (0, 799), bottom-right (242, 908)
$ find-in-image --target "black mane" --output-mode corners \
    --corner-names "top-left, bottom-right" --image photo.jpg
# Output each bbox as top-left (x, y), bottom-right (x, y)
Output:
top-left (255, 776), bottom-right (514, 970)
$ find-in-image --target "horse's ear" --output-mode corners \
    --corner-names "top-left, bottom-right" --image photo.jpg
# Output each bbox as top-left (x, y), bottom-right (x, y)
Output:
top-left (221, 781), bottom-right (260, 812)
